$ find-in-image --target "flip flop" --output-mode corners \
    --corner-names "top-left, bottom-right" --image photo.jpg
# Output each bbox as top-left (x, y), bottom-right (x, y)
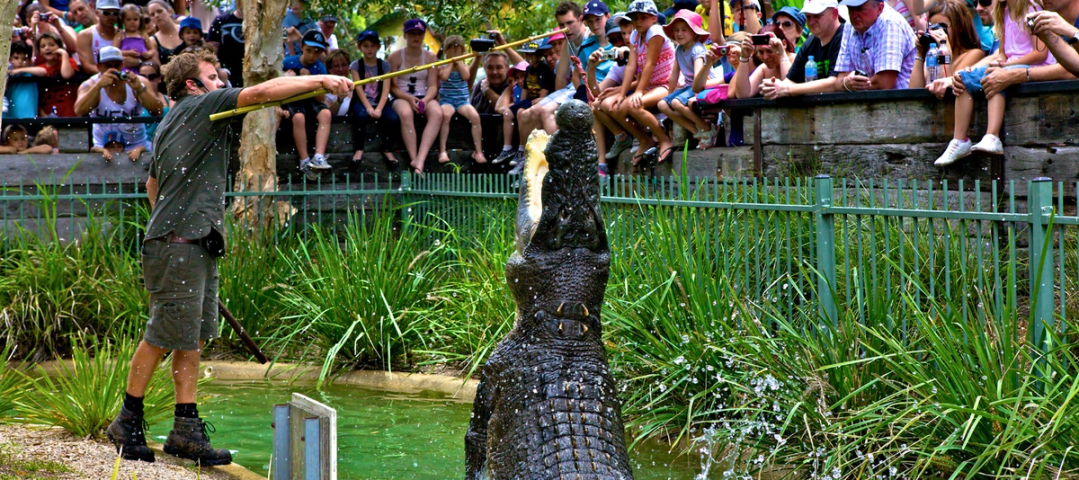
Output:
top-left (383, 152), bottom-right (398, 164)
top-left (656, 146), bottom-right (675, 165)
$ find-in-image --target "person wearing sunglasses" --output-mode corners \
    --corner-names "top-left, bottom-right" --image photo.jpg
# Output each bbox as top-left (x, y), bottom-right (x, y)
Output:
top-left (772, 6), bottom-right (807, 49)
top-left (139, 61), bottom-right (172, 141)
top-left (75, 0), bottom-right (122, 75)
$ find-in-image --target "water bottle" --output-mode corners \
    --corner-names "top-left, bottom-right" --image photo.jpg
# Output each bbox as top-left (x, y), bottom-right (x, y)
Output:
top-left (926, 43), bottom-right (939, 83)
top-left (938, 39), bottom-right (951, 78)
top-left (804, 55), bottom-right (818, 82)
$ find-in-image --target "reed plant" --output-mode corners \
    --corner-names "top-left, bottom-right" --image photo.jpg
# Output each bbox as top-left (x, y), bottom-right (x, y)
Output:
top-left (14, 336), bottom-right (178, 437)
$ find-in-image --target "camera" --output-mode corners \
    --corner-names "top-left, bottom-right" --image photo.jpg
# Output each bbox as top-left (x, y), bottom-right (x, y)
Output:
top-left (1026, 15), bottom-right (1036, 30)
top-left (597, 47), bottom-right (629, 66)
top-left (716, 45), bottom-right (730, 57)
top-left (751, 34), bottom-right (770, 46)
top-left (39, 13), bottom-right (49, 21)
top-left (12, 26), bottom-right (28, 36)
top-left (919, 24), bottom-right (949, 49)
top-left (111, 70), bottom-right (130, 80)
top-left (470, 33), bottom-right (497, 53)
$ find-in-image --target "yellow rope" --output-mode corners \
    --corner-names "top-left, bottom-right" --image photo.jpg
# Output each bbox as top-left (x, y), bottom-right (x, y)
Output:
top-left (208, 29), bottom-right (567, 121)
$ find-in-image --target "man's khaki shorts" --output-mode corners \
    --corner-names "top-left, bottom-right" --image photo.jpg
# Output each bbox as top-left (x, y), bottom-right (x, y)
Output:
top-left (141, 240), bottom-right (219, 351)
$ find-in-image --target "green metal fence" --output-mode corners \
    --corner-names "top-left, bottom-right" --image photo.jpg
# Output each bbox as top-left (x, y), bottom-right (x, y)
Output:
top-left (2, 173), bottom-right (1076, 355)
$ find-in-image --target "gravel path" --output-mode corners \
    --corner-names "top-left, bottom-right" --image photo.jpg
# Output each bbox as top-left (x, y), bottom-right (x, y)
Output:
top-left (0, 424), bottom-right (232, 480)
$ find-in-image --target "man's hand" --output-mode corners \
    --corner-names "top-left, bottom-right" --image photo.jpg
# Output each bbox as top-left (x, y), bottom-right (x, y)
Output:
top-left (570, 55), bottom-right (584, 74)
top-left (761, 77), bottom-right (793, 99)
top-left (927, 77), bottom-right (951, 99)
top-left (981, 66), bottom-right (1024, 99)
top-left (480, 77), bottom-right (490, 93)
top-left (125, 72), bottom-right (144, 91)
top-left (320, 75), bottom-right (354, 97)
top-left (488, 30), bottom-right (507, 45)
top-left (846, 73), bottom-right (872, 91)
top-left (1028, 11), bottom-right (1079, 39)
top-left (97, 70), bottom-right (119, 88)
top-left (285, 26), bottom-right (301, 43)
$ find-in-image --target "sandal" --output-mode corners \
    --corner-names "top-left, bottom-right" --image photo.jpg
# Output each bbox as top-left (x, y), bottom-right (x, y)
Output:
top-left (656, 146), bottom-right (675, 165)
top-left (631, 144), bottom-right (655, 166)
top-left (635, 146), bottom-right (658, 168)
top-left (383, 152), bottom-right (398, 164)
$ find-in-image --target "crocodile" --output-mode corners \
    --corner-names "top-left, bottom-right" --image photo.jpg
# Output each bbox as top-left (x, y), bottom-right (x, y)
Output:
top-left (465, 100), bottom-right (633, 480)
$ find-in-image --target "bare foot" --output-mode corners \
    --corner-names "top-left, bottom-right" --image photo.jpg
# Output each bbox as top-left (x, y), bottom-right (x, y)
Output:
top-left (352, 150), bottom-right (364, 162)
top-left (471, 151), bottom-right (487, 164)
top-left (437, 152), bottom-right (451, 164)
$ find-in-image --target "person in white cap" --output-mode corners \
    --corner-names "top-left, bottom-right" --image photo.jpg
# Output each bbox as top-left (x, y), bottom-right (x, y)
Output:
top-left (761, 0), bottom-right (849, 97)
top-left (834, 0), bottom-right (917, 90)
top-left (74, 46), bottom-right (164, 161)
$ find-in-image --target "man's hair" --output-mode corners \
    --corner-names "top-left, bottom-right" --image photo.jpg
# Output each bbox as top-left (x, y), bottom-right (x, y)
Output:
top-left (484, 50), bottom-right (509, 66)
top-left (555, 1), bottom-right (583, 17)
top-left (163, 49), bottom-right (219, 100)
top-left (10, 42), bottom-right (32, 58)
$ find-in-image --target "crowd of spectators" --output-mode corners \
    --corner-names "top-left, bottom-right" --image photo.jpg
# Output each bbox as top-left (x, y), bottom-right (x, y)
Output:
top-left (5, 0), bottom-right (1079, 175)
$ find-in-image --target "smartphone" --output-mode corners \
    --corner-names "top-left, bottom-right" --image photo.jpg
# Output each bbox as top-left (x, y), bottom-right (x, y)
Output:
top-left (751, 34), bottom-right (770, 46)
top-left (854, 69), bottom-right (868, 77)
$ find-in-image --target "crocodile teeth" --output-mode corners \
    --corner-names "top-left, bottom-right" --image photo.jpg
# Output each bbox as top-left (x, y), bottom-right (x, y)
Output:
top-left (556, 302), bottom-right (565, 316)
top-left (581, 304), bottom-right (589, 318)
top-left (582, 324), bottom-right (588, 334)
top-left (558, 322), bottom-right (564, 334)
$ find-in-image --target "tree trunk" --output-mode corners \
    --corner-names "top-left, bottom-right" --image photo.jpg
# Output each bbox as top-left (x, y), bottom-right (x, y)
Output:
top-left (230, 0), bottom-right (295, 233)
top-left (0, 0), bottom-right (23, 131)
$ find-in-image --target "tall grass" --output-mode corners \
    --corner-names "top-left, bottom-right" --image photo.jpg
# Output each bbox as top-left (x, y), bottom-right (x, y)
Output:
top-left (14, 336), bottom-right (178, 437)
top-left (272, 206), bottom-right (447, 379)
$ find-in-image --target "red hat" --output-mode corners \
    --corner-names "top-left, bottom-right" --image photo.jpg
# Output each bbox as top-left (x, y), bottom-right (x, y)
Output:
top-left (662, 9), bottom-right (709, 42)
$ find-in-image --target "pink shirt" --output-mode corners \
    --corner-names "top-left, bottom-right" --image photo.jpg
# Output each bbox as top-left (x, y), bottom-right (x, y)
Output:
top-left (630, 25), bottom-right (675, 89)
top-left (1002, 6), bottom-right (1056, 66)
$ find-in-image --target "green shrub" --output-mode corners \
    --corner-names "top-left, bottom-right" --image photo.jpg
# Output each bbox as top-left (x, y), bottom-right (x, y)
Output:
top-left (14, 336), bottom-right (177, 437)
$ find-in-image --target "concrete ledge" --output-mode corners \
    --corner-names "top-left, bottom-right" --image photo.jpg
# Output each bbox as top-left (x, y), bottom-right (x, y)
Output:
top-left (146, 441), bottom-right (268, 480)
top-left (200, 361), bottom-right (478, 402)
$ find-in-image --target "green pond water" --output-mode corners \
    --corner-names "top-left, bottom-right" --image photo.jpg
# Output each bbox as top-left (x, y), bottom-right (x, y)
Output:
top-left (152, 380), bottom-right (706, 479)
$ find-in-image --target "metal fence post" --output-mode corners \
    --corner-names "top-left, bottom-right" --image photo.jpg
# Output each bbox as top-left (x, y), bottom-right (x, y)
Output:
top-left (1028, 177), bottom-right (1054, 359)
top-left (814, 175), bottom-right (838, 331)
top-left (303, 417), bottom-right (321, 480)
top-left (400, 171), bottom-right (413, 230)
top-left (272, 404), bottom-right (290, 480)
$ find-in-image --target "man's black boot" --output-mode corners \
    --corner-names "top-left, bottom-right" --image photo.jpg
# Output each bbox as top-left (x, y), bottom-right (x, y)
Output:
top-left (106, 405), bottom-right (155, 463)
top-left (163, 417), bottom-right (232, 466)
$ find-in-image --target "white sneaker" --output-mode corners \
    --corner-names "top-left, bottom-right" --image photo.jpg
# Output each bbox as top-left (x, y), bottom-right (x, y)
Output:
top-left (934, 139), bottom-right (972, 167)
top-left (971, 134), bottom-right (1004, 155)
top-left (299, 158), bottom-right (319, 181)
top-left (310, 154), bottom-right (332, 170)
top-left (698, 125), bottom-right (717, 150)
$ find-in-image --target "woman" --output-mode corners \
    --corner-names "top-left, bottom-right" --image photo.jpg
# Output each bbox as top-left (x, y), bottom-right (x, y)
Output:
top-left (138, 61), bottom-right (171, 141)
top-left (909, 0), bottom-right (985, 94)
top-left (148, 0), bottom-right (182, 66)
top-left (729, 25), bottom-right (795, 99)
top-left (324, 49), bottom-right (352, 116)
top-left (388, 18), bottom-right (443, 174)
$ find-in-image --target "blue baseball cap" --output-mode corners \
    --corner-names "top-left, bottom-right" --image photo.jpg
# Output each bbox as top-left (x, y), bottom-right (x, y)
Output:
top-left (772, 6), bottom-right (806, 30)
top-left (403, 18), bottom-right (427, 33)
top-left (583, 1), bottom-right (610, 17)
top-left (518, 40), bottom-right (542, 53)
top-left (303, 29), bottom-right (328, 49)
top-left (355, 29), bottom-right (380, 45)
top-left (537, 37), bottom-right (553, 51)
top-left (179, 17), bottom-right (203, 33)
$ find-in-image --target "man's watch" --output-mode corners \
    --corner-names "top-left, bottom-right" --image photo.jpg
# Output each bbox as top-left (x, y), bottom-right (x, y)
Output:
top-left (1068, 31), bottom-right (1079, 45)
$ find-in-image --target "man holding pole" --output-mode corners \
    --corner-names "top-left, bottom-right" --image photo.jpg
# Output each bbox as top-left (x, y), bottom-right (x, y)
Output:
top-left (107, 49), bottom-right (353, 465)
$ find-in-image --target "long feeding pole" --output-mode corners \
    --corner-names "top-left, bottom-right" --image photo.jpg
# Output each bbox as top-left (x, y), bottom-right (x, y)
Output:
top-left (208, 28), bottom-right (569, 121)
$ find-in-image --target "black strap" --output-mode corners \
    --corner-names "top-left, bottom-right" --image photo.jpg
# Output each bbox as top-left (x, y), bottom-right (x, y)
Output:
top-left (356, 60), bottom-right (385, 98)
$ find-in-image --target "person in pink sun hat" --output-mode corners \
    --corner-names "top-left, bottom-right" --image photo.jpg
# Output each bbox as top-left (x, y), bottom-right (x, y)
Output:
top-left (657, 9), bottom-right (721, 150)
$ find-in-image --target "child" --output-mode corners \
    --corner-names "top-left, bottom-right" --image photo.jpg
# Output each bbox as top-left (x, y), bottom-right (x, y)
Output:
top-left (0, 125), bottom-right (30, 153)
top-left (349, 30), bottom-right (399, 164)
top-left (934, 0), bottom-right (1055, 166)
top-left (282, 30), bottom-right (333, 178)
top-left (113, 4), bottom-right (156, 73)
top-left (35, 31), bottom-right (78, 117)
top-left (498, 40), bottom-right (555, 172)
top-left (513, 33), bottom-right (564, 166)
top-left (491, 60), bottom-right (528, 165)
top-left (617, 0), bottom-right (676, 166)
top-left (592, 12), bottom-right (639, 176)
top-left (388, 18), bottom-right (443, 174)
top-left (437, 35), bottom-right (487, 165)
top-left (31, 126), bottom-right (60, 154)
top-left (178, 17), bottom-right (206, 52)
top-left (657, 10), bottom-right (720, 150)
top-left (5, 42), bottom-right (44, 119)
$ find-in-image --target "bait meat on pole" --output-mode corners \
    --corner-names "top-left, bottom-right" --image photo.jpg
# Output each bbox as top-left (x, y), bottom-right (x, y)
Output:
top-left (208, 28), bottom-right (568, 121)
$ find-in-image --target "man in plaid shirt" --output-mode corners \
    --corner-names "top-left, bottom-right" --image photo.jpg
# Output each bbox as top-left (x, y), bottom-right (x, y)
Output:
top-left (833, 0), bottom-right (917, 90)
